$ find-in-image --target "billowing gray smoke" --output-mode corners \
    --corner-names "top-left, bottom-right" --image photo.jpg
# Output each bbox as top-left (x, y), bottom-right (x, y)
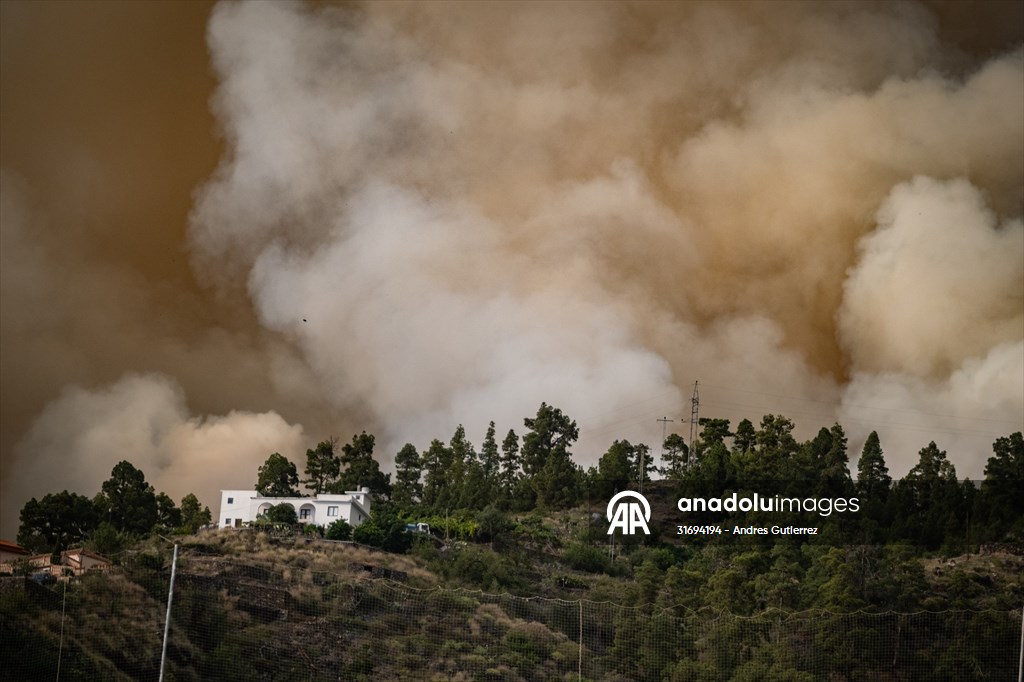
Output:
top-left (192, 0), bottom-right (1022, 458)
top-left (3, 1), bottom-right (1021, 534)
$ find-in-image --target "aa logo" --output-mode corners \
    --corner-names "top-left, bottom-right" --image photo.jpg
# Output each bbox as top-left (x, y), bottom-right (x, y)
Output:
top-left (606, 491), bottom-right (651, 536)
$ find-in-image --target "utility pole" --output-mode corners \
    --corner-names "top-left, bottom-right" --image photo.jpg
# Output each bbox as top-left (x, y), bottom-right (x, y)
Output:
top-left (657, 417), bottom-right (674, 453)
top-left (683, 381), bottom-right (700, 467)
top-left (689, 381), bottom-right (700, 446)
top-left (655, 417), bottom-right (674, 490)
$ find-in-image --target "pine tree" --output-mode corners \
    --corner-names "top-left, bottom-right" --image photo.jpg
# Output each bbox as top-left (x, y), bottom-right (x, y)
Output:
top-left (499, 429), bottom-right (520, 496)
top-left (856, 431), bottom-right (890, 499)
top-left (820, 423), bottom-right (853, 496)
top-left (732, 418), bottom-right (756, 453)
top-left (449, 425), bottom-right (477, 507)
top-left (392, 443), bottom-right (423, 508)
top-left (661, 433), bottom-right (689, 479)
top-left (692, 417), bottom-right (731, 459)
top-left (303, 438), bottom-right (340, 494)
top-left (256, 453), bottom-right (300, 497)
top-left (155, 492), bottom-right (181, 528)
top-left (421, 439), bottom-right (452, 509)
top-left (521, 403), bottom-right (578, 477)
top-left (698, 418), bottom-right (732, 445)
top-left (596, 440), bottom-right (634, 499)
top-left (755, 414), bottom-right (796, 455)
top-left (806, 427), bottom-right (834, 469)
top-left (179, 493), bottom-right (212, 533)
top-left (976, 432), bottom-right (1024, 541)
top-left (18, 491), bottom-right (99, 554)
top-left (480, 421), bottom-right (501, 489)
top-left (630, 442), bottom-right (654, 486)
top-left (892, 441), bottom-right (961, 548)
top-left (535, 449), bottom-right (581, 509)
top-left (915, 442), bottom-right (956, 480)
top-left (522, 403), bottom-right (580, 509)
top-left (100, 460), bottom-right (159, 534)
top-left (333, 432), bottom-right (391, 498)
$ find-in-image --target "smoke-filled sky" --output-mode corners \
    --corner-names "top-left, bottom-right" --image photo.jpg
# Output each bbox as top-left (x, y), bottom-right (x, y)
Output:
top-left (2, 0), bottom-right (1022, 538)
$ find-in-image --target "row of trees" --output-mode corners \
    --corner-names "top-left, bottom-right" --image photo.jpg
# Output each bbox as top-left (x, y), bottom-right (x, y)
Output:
top-left (251, 400), bottom-right (1021, 549)
top-left (674, 416), bottom-right (1022, 548)
top-left (17, 461), bottom-right (211, 555)
top-left (21, 401), bottom-right (1018, 555)
top-left (254, 402), bottom-right (584, 512)
top-left (254, 432), bottom-right (389, 498)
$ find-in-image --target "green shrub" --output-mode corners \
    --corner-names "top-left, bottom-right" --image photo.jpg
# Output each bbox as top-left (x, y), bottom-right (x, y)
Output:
top-left (476, 506), bottom-right (513, 542)
top-left (563, 542), bottom-right (608, 573)
top-left (352, 521), bottom-right (385, 547)
top-left (266, 504), bottom-right (298, 525)
top-left (353, 505), bottom-right (412, 553)
top-left (88, 522), bottom-right (127, 555)
top-left (447, 546), bottom-right (520, 590)
top-left (515, 515), bottom-right (558, 546)
top-left (326, 519), bottom-right (352, 541)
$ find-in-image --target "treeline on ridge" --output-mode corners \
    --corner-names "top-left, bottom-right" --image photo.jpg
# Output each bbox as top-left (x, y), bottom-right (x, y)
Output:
top-left (16, 400), bottom-right (1023, 557)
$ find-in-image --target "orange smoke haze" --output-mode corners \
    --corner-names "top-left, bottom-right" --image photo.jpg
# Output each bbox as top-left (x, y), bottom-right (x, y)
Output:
top-left (2, 1), bottom-right (1021, 537)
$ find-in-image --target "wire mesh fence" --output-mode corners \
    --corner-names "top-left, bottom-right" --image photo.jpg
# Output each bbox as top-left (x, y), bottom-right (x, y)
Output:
top-left (1, 547), bottom-right (1021, 681)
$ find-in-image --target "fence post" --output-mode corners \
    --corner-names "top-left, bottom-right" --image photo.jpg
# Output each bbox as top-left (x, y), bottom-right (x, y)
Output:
top-left (55, 578), bottom-right (67, 682)
top-left (159, 543), bottom-right (178, 682)
top-left (1017, 604), bottom-right (1022, 682)
top-left (577, 602), bottom-right (585, 679)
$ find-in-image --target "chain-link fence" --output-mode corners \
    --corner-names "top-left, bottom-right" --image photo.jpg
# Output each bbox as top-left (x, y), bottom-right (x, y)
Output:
top-left (2, 547), bottom-right (1020, 681)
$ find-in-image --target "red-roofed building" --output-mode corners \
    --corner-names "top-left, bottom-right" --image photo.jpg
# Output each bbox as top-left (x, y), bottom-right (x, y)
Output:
top-left (60, 548), bottom-right (112, 574)
top-left (0, 540), bottom-right (30, 573)
top-left (0, 543), bottom-right (112, 577)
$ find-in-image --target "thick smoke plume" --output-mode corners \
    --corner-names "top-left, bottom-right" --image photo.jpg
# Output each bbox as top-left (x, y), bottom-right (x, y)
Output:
top-left (192, 1), bottom-right (1022, 459)
top-left (6, 373), bottom-right (305, 514)
top-left (2, 1), bottom-right (1022, 536)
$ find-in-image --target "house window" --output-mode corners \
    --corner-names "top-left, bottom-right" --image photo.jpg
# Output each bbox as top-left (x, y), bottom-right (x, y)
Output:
top-left (300, 508), bottom-right (311, 520)
top-left (227, 497), bottom-right (234, 504)
top-left (225, 518), bottom-right (231, 526)
top-left (327, 506), bottom-right (338, 517)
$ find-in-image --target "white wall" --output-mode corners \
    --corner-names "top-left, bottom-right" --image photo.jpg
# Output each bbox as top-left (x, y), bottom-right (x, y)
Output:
top-left (217, 489), bottom-right (371, 529)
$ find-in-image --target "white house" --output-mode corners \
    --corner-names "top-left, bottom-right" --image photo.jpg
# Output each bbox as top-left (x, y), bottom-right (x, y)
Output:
top-left (218, 488), bottom-right (372, 530)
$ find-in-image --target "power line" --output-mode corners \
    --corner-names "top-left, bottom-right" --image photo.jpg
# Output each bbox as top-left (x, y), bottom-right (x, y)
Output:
top-left (572, 376), bottom-right (1019, 448)
top-left (699, 396), bottom-right (1017, 439)
top-left (698, 382), bottom-right (1022, 426)
top-left (656, 417), bottom-right (674, 453)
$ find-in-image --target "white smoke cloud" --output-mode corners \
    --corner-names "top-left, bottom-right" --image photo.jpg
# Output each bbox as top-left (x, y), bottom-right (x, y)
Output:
top-left (839, 341), bottom-right (1024, 477)
top-left (245, 175), bottom-right (685, 456)
top-left (187, 1), bottom-right (1022, 470)
top-left (8, 374), bottom-right (306, 514)
top-left (836, 177), bottom-right (1024, 475)
top-left (840, 176), bottom-right (1023, 378)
